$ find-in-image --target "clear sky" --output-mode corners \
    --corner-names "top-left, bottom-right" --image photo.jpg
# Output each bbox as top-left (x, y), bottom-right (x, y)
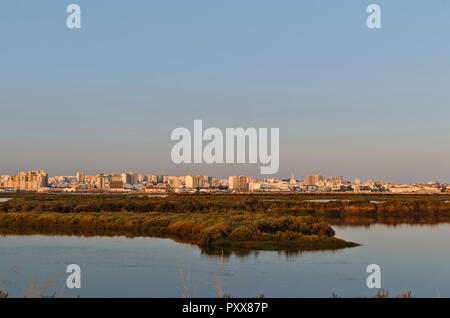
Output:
top-left (1, 1), bottom-right (449, 183)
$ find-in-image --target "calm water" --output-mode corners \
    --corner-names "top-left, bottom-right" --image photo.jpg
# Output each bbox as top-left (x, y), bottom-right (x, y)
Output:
top-left (1, 224), bottom-right (449, 298)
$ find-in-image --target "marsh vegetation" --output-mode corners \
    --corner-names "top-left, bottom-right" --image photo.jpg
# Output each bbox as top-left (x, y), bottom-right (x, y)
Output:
top-left (1, 193), bottom-right (450, 254)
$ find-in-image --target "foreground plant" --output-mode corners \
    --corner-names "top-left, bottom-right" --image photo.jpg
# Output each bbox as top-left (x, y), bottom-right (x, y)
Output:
top-left (0, 289), bottom-right (8, 298)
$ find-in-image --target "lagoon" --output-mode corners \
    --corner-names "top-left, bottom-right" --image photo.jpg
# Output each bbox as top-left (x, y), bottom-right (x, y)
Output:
top-left (1, 223), bottom-right (449, 298)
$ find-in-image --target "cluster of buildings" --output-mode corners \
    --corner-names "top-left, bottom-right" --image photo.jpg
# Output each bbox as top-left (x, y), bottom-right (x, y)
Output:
top-left (0, 170), bottom-right (48, 192)
top-left (0, 170), bottom-right (448, 194)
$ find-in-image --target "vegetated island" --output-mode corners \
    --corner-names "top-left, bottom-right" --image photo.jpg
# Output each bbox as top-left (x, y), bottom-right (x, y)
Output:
top-left (1, 193), bottom-right (450, 254)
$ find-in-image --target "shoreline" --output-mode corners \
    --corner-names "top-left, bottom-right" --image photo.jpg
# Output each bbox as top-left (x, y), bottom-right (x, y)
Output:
top-left (2, 193), bottom-right (450, 254)
top-left (0, 211), bottom-right (358, 255)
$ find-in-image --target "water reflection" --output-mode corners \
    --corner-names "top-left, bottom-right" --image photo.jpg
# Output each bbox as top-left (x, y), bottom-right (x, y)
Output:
top-left (1, 222), bottom-right (450, 297)
top-left (325, 215), bottom-right (450, 227)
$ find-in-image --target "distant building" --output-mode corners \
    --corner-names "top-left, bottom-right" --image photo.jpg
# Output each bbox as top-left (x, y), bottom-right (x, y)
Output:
top-left (121, 172), bottom-right (139, 186)
top-left (109, 175), bottom-right (124, 189)
top-left (168, 176), bottom-right (185, 188)
top-left (289, 173), bottom-right (297, 185)
top-left (147, 174), bottom-right (160, 184)
top-left (185, 175), bottom-right (206, 189)
top-left (304, 175), bottom-right (323, 186)
top-left (389, 185), bottom-right (419, 193)
top-left (76, 172), bottom-right (85, 184)
top-left (10, 170), bottom-right (48, 191)
top-left (229, 176), bottom-right (249, 191)
top-left (96, 174), bottom-right (107, 190)
top-left (144, 184), bottom-right (169, 193)
top-left (84, 175), bottom-right (97, 184)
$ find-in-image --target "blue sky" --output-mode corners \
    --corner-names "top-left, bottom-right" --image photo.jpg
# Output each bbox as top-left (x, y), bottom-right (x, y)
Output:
top-left (1, 1), bottom-right (449, 183)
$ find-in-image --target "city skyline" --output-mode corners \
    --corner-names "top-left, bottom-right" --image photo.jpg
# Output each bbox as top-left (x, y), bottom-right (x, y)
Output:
top-left (1, 169), bottom-right (448, 194)
top-left (0, 166), bottom-right (448, 185)
top-left (1, 1), bottom-right (450, 183)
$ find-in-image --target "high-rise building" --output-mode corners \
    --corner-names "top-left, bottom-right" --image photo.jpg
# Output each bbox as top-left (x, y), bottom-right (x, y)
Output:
top-left (147, 174), bottom-right (159, 184)
top-left (76, 172), bottom-right (85, 184)
top-left (96, 174), bottom-right (107, 190)
top-left (304, 175), bottom-right (323, 186)
top-left (229, 176), bottom-right (249, 191)
top-left (11, 170), bottom-right (48, 191)
top-left (109, 175), bottom-right (124, 189)
top-left (185, 175), bottom-right (206, 189)
top-left (121, 173), bottom-right (128, 185)
top-left (121, 172), bottom-right (139, 185)
top-left (130, 172), bottom-right (138, 185)
top-left (168, 176), bottom-right (184, 188)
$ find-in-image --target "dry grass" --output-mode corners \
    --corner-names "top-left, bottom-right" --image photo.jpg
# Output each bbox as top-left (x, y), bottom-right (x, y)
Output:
top-left (178, 265), bottom-right (192, 298)
top-left (177, 255), bottom-right (227, 298)
top-left (373, 289), bottom-right (414, 298)
top-left (24, 275), bottom-right (57, 298)
top-left (209, 257), bottom-right (224, 298)
top-left (331, 289), bottom-right (416, 298)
